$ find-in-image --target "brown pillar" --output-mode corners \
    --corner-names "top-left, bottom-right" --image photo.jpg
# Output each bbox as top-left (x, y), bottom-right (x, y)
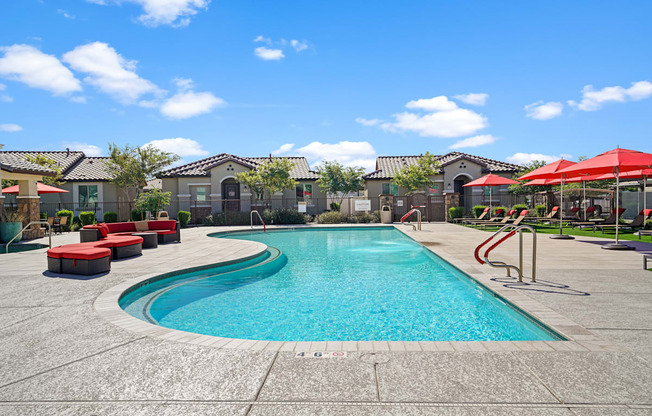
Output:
top-left (17, 196), bottom-right (43, 239)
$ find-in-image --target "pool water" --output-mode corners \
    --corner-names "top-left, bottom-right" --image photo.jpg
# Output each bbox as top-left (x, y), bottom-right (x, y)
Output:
top-left (1, 243), bottom-right (49, 254)
top-left (121, 227), bottom-right (561, 341)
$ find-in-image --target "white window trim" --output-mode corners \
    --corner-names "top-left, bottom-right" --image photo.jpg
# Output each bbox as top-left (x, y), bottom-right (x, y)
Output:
top-left (73, 182), bottom-right (103, 213)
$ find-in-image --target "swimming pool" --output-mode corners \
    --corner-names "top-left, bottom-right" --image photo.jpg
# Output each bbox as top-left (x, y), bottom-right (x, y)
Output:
top-left (120, 227), bottom-right (561, 341)
top-left (1, 243), bottom-right (49, 254)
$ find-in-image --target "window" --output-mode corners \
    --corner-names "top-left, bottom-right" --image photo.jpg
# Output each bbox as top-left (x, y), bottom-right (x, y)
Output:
top-left (382, 183), bottom-right (398, 196)
top-left (428, 184), bottom-right (440, 195)
top-left (196, 187), bottom-right (206, 201)
top-left (78, 185), bottom-right (98, 209)
top-left (296, 183), bottom-right (313, 202)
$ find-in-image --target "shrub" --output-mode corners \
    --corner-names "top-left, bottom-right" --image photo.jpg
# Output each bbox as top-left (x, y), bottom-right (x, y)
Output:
top-left (330, 202), bottom-right (341, 212)
top-left (55, 210), bottom-right (73, 231)
top-left (493, 206), bottom-right (508, 217)
top-left (40, 212), bottom-right (47, 220)
top-left (357, 213), bottom-right (375, 223)
top-left (177, 211), bottom-right (191, 228)
top-left (209, 211), bottom-right (250, 226)
top-left (79, 211), bottom-right (96, 226)
top-left (346, 216), bottom-right (360, 224)
top-left (131, 209), bottom-right (146, 221)
top-left (72, 216), bottom-right (81, 226)
top-left (645, 219), bottom-right (652, 229)
top-left (512, 204), bottom-right (529, 216)
top-left (472, 205), bottom-right (487, 218)
top-left (202, 214), bottom-right (214, 226)
top-left (448, 206), bottom-right (465, 220)
top-left (372, 210), bottom-right (381, 223)
top-left (304, 214), bottom-right (314, 223)
top-left (103, 211), bottom-right (118, 223)
top-left (535, 204), bottom-right (547, 217)
top-left (318, 211), bottom-right (347, 224)
top-left (71, 223), bottom-right (81, 232)
top-left (273, 208), bottom-right (306, 224)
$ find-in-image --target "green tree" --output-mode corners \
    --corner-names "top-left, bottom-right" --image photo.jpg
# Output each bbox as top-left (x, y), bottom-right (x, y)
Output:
top-left (235, 158), bottom-right (297, 206)
top-left (25, 155), bottom-right (64, 186)
top-left (316, 161), bottom-right (365, 205)
top-left (134, 189), bottom-right (172, 219)
top-left (392, 152), bottom-right (441, 194)
top-left (105, 143), bottom-right (180, 200)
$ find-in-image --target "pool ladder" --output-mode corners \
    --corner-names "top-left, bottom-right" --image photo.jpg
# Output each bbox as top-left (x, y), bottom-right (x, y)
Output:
top-left (474, 224), bottom-right (537, 282)
top-left (5, 221), bottom-right (52, 254)
top-left (250, 210), bottom-right (266, 232)
top-left (401, 208), bottom-right (422, 231)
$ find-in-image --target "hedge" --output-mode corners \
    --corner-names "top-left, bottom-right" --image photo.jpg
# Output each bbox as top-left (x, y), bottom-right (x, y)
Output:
top-left (472, 205), bottom-right (488, 218)
top-left (103, 211), bottom-right (118, 223)
top-left (55, 210), bottom-right (73, 231)
top-left (535, 204), bottom-right (547, 217)
top-left (79, 211), bottom-right (96, 226)
top-left (448, 206), bottom-right (465, 220)
top-left (177, 211), bottom-right (191, 228)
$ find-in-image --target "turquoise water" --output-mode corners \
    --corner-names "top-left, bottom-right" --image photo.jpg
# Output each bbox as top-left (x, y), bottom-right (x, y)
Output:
top-left (121, 227), bottom-right (560, 341)
top-left (1, 243), bottom-right (48, 254)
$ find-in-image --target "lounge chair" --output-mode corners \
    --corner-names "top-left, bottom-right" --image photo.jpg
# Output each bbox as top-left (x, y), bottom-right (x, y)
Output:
top-left (528, 206), bottom-right (560, 223)
top-left (456, 207), bottom-right (490, 224)
top-left (571, 208), bottom-right (625, 230)
top-left (479, 210), bottom-right (517, 230)
top-left (594, 209), bottom-right (652, 233)
top-left (466, 209), bottom-right (507, 227)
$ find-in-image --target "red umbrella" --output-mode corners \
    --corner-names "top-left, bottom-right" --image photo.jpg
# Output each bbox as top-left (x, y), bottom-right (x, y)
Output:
top-left (1, 182), bottom-right (69, 194)
top-left (556, 148), bottom-right (652, 250)
top-left (518, 159), bottom-right (578, 240)
top-left (463, 174), bottom-right (519, 215)
top-left (523, 178), bottom-right (560, 186)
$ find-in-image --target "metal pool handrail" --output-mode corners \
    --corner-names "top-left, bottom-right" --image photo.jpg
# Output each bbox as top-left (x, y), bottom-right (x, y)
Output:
top-left (250, 210), bottom-right (266, 232)
top-left (5, 221), bottom-right (52, 253)
top-left (401, 208), bottom-right (422, 231)
top-left (474, 223), bottom-right (537, 282)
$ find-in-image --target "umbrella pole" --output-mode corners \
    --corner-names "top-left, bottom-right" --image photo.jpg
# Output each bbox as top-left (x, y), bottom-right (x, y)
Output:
top-left (602, 168), bottom-right (634, 250)
top-left (550, 176), bottom-right (574, 240)
top-left (489, 186), bottom-right (492, 217)
top-left (583, 180), bottom-right (587, 221)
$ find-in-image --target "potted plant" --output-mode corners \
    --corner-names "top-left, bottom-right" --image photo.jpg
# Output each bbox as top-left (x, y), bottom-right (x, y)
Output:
top-left (0, 209), bottom-right (27, 243)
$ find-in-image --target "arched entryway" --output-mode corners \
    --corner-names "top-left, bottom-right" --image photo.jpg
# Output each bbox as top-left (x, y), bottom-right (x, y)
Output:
top-left (221, 178), bottom-right (240, 211)
top-left (453, 173), bottom-right (473, 209)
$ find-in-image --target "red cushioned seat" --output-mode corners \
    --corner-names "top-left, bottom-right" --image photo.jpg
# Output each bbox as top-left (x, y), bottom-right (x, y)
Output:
top-left (105, 235), bottom-right (143, 247)
top-left (106, 222), bottom-right (137, 234)
top-left (47, 244), bottom-right (94, 258)
top-left (148, 229), bottom-right (176, 235)
top-left (62, 247), bottom-right (111, 260)
top-left (147, 220), bottom-right (176, 231)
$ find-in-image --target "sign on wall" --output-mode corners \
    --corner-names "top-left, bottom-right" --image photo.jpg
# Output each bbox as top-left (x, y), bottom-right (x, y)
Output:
top-left (397, 200), bottom-right (404, 207)
top-left (298, 201), bottom-right (307, 213)
top-left (354, 199), bottom-right (371, 211)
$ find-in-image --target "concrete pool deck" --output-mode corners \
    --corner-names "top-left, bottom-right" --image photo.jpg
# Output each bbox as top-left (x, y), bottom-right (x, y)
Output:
top-left (1, 223), bottom-right (651, 415)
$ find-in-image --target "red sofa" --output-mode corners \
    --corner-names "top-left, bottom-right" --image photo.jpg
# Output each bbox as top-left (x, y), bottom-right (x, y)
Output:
top-left (82, 220), bottom-right (180, 244)
top-left (47, 228), bottom-right (143, 275)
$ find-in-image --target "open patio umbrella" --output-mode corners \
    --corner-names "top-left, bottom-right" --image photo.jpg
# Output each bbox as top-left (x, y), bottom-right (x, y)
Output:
top-left (588, 168), bottom-right (652, 224)
top-left (463, 174), bottom-right (519, 217)
top-left (1, 182), bottom-right (69, 194)
top-left (557, 148), bottom-right (652, 250)
top-left (518, 159), bottom-right (577, 240)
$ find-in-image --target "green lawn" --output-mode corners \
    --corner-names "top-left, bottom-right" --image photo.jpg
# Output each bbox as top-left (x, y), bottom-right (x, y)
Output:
top-left (459, 221), bottom-right (652, 243)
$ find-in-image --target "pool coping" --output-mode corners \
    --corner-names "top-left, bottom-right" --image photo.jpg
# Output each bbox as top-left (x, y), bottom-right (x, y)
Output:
top-left (94, 224), bottom-right (624, 353)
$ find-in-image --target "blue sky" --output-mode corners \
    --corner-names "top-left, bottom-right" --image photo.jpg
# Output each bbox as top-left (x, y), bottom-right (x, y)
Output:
top-left (1, 1), bottom-right (651, 171)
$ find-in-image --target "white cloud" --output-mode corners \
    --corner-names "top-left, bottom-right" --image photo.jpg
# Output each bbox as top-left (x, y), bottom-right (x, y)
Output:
top-left (355, 117), bottom-right (383, 126)
top-left (254, 47), bottom-right (284, 61)
top-left (405, 96), bottom-right (458, 112)
top-left (568, 80), bottom-right (652, 111)
top-left (63, 42), bottom-right (161, 104)
top-left (88, 0), bottom-right (209, 27)
top-left (0, 83), bottom-right (5, 90)
top-left (142, 137), bottom-right (209, 157)
top-left (173, 77), bottom-right (194, 91)
top-left (0, 44), bottom-right (82, 95)
top-left (506, 153), bottom-right (573, 165)
top-left (271, 143), bottom-right (295, 155)
top-left (0, 83), bottom-right (11, 103)
top-left (290, 39), bottom-right (308, 52)
top-left (62, 141), bottom-right (103, 156)
top-left (386, 108), bottom-right (488, 138)
top-left (449, 134), bottom-right (498, 149)
top-left (69, 96), bottom-right (87, 104)
top-left (525, 101), bottom-right (563, 120)
top-left (253, 35), bottom-right (271, 44)
top-left (0, 124), bottom-right (23, 132)
top-left (295, 141), bottom-right (377, 171)
top-left (160, 91), bottom-right (224, 119)
top-left (453, 93), bottom-right (488, 106)
top-left (58, 9), bottom-right (76, 19)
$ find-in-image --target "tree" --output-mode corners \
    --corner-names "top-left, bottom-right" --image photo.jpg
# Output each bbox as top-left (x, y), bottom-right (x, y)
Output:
top-left (134, 189), bottom-right (172, 219)
top-left (25, 155), bottom-right (64, 186)
top-left (392, 152), bottom-right (441, 194)
top-left (507, 160), bottom-right (548, 197)
top-left (316, 161), bottom-right (365, 206)
top-left (235, 158), bottom-right (297, 206)
top-left (105, 143), bottom-right (180, 200)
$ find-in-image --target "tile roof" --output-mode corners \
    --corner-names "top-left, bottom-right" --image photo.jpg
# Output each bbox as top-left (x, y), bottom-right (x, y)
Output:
top-left (0, 153), bottom-right (57, 176)
top-left (0, 150), bottom-right (85, 172)
top-left (157, 153), bottom-right (319, 180)
top-left (62, 157), bottom-right (112, 181)
top-left (363, 152), bottom-right (520, 179)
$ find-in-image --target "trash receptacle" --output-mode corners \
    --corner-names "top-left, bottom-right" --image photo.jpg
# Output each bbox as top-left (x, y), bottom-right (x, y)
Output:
top-left (381, 205), bottom-right (392, 224)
